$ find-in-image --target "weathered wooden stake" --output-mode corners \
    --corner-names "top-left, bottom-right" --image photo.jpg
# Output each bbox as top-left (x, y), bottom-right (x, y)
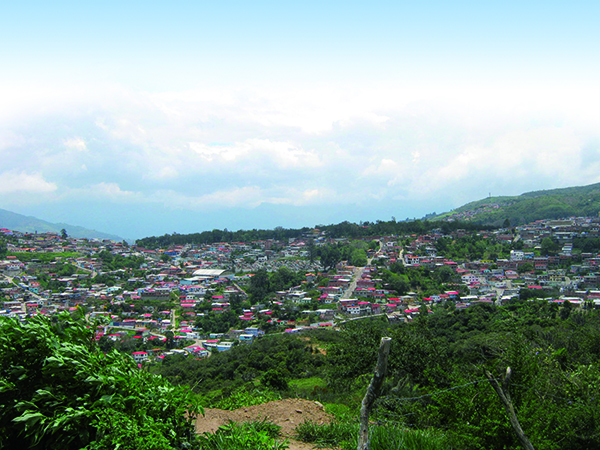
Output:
top-left (357, 337), bottom-right (392, 450)
top-left (485, 367), bottom-right (535, 450)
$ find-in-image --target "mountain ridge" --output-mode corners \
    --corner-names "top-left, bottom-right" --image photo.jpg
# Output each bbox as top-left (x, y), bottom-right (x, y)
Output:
top-left (0, 208), bottom-right (124, 241)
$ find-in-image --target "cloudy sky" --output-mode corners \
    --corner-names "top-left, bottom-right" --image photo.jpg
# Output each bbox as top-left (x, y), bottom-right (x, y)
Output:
top-left (1, 1), bottom-right (599, 239)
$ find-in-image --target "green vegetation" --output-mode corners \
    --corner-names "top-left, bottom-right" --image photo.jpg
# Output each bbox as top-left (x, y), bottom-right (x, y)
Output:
top-left (325, 303), bottom-right (600, 450)
top-left (152, 333), bottom-right (327, 395)
top-left (199, 420), bottom-right (288, 450)
top-left (317, 240), bottom-right (369, 270)
top-left (0, 312), bottom-right (201, 450)
top-left (295, 419), bottom-right (356, 448)
top-left (437, 181), bottom-right (600, 226)
top-left (295, 420), bottom-right (448, 450)
top-left (435, 234), bottom-right (515, 261)
top-left (97, 250), bottom-right (146, 271)
top-left (136, 220), bottom-right (493, 247)
top-left (8, 251), bottom-right (80, 263)
top-left (150, 299), bottom-right (600, 449)
top-left (212, 387), bottom-right (282, 410)
top-left (379, 263), bottom-right (460, 297)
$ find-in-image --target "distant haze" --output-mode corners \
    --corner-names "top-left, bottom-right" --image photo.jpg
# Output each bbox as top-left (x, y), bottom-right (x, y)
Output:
top-left (1, 1), bottom-right (599, 239)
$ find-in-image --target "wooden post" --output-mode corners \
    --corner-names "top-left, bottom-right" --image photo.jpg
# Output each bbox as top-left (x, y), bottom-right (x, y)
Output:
top-left (485, 367), bottom-right (535, 450)
top-left (357, 337), bottom-right (392, 450)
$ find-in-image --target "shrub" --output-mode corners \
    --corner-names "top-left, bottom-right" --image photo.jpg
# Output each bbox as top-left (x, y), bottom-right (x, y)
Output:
top-left (0, 312), bottom-right (201, 449)
top-left (199, 420), bottom-right (288, 450)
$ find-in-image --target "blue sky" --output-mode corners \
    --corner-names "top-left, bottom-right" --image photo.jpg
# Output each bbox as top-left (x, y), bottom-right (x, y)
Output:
top-left (1, 1), bottom-right (600, 239)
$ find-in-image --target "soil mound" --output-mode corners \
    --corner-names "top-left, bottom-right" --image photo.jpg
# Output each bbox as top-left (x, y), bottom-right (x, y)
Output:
top-left (195, 398), bottom-right (335, 449)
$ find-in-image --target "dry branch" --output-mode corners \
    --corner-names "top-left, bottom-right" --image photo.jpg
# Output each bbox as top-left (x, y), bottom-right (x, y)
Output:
top-left (485, 367), bottom-right (535, 450)
top-left (357, 337), bottom-right (392, 450)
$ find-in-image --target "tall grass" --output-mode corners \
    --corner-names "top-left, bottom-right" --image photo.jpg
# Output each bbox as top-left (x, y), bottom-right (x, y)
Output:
top-left (295, 420), bottom-right (448, 450)
top-left (364, 424), bottom-right (448, 450)
top-left (295, 420), bottom-right (357, 448)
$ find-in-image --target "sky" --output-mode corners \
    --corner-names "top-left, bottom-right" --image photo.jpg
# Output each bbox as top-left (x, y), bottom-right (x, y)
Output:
top-left (1, 1), bottom-right (600, 239)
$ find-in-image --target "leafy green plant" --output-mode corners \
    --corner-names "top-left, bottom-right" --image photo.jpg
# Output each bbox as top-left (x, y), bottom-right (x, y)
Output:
top-left (0, 312), bottom-right (201, 450)
top-left (323, 402), bottom-right (355, 420)
top-left (199, 420), bottom-right (288, 450)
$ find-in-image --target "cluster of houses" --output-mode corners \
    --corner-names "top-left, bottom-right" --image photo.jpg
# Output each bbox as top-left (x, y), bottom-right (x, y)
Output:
top-left (395, 217), bottom-right (600, 309)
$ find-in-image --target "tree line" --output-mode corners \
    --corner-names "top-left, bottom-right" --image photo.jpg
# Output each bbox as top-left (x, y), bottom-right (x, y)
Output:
top-left (135, 220), bottom-right (495, 248)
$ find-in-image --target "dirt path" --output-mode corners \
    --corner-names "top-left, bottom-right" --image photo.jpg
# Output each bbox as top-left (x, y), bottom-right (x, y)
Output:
top-left (195, 398), bottom-right (336, 450)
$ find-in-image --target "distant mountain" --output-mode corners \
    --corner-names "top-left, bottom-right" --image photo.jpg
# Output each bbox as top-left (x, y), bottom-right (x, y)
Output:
top-left (0, 208), bottom-right (124, 241)
top-left (434, 182), bottom-right (600, 226)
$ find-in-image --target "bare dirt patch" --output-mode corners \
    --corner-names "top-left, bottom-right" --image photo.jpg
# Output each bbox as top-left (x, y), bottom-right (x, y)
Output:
top-left (195, 398), bottom-right (335, 450)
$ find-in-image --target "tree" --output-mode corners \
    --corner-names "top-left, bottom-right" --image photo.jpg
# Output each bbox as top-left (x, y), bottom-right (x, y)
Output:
top-left (560, 300), bottom-right (572, 320)
top-left (307, 240), bottom-right (317, 263)
top-left (60, 228), bottom-right (68, 239)
top-left (319, 245), bottom-right (342, 272)
top-left (165, 330), bottom-right (175, 349)
top-left (260, 368), bottom-right (289, 390)
top-left (541, 237), bottom-right (559, 256)
top-left (248, 269), bottom-right (271, 303)
top-left (517, 262), bottom-right (534, 274)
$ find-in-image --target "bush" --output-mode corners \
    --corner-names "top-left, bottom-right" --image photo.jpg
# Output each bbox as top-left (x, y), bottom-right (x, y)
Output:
top-left (199, 420), bottom-right (288, 450)
top-left (0, 312), bottom-right (201, 449)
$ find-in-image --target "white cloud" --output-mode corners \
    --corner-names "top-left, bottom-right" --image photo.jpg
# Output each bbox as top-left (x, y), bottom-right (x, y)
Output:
top-left (65, 182), bottom-right (143, 203)
top-left (188, 138), bottom-right (322, 169)
top-left (63, 137), bottom-right (88, 152)
top-left (0, 171), bottom-right (57, 194)
top-left (153, 186), bottom-right (265, 209)
top-left (2, 79), bottom-right (600, 236)
top-left (156, 166), bottom-right (179, 179)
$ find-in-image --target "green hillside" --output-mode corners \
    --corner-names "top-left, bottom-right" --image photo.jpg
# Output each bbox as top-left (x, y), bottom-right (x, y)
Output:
top-left (435, 182), bottom-right (600, 226)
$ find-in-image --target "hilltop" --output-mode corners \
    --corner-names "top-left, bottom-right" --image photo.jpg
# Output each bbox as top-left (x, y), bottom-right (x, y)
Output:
top-left (434, 182), bottom-right (600, 226)
top-left (0, 208), bottom-right (124, 241)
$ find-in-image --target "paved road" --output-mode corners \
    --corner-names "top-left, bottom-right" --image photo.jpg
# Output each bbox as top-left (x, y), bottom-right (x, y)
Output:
top-left (2, 272), bottom-right (48, 304)
top-left (67, 259), bottom-right (97, 278)
top-left (341, 240), bottom-right (383, 299)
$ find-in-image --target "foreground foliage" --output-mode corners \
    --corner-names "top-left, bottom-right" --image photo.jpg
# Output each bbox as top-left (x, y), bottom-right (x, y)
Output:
top-left (0, 312), bottom-right (201, 450)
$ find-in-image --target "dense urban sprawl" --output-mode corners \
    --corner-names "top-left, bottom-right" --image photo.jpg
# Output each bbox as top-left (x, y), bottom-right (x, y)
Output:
top-left (2, 216), bottom-right (600, 364)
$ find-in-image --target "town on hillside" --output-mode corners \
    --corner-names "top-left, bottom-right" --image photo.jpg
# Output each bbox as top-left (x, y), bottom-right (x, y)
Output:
top-left (2, 216), bottom-right (600, 364)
